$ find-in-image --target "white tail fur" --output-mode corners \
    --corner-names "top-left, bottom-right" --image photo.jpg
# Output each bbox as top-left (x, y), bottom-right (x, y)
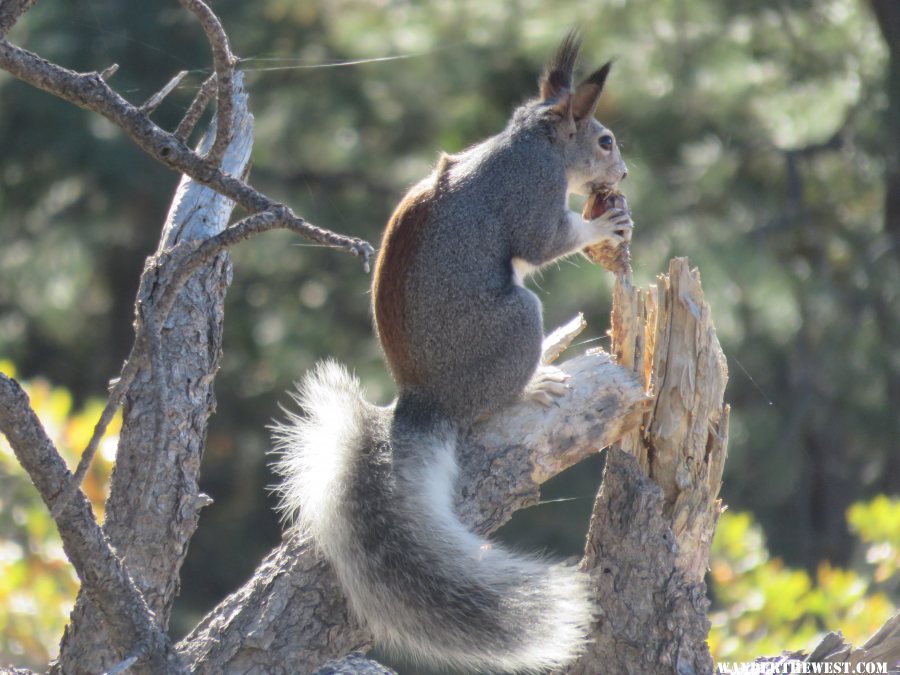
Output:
top-left (272, 361), bottom-right (593, 673)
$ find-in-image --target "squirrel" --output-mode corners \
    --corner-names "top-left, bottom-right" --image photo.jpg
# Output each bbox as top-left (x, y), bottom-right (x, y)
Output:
top-left (273, 32), bottom-right (630, 673)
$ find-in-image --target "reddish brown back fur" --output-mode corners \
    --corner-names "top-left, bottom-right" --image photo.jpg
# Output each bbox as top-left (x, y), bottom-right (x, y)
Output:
top-left (372, 184), bottom-right (434, 387)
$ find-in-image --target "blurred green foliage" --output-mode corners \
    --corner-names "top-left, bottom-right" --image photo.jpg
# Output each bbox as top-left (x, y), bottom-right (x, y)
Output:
top-left (709, 505), bottom-right (898, 661)
top-left (848, 496), bottom-right (900, 588)
top-left (0, 0), bottom-right (898, 660)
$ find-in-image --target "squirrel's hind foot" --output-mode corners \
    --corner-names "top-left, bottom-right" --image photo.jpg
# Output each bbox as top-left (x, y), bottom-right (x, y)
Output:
top-left (525, 365), bottom-right (571, 407)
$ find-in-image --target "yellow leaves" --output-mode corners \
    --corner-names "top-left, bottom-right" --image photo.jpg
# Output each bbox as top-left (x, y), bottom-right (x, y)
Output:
top-left (710, 510), bottom-right (769, 574)
top-left (848, 495), bottom-right (900, 547)
top-left (709, 505), bottom-right (898, 664)
top-left (808, 561), bottom-right (893, 645)
top-left (846, 495), bottom-right (900, 592)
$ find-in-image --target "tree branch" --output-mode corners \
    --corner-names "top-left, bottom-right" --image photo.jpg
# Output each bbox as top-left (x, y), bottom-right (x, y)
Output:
top-left (177, 0), bottom-right (235, 166)
top-left (50, 205), bottom-right (298, 517)
top-left (0, 375), bottom-right (185, 673)
top-left (0, 39), bottom-right (374, 267)
top-left (140, 69), bottom-right (188, 115)
top-left (175, 73), bottom-right (217, 142)
top-left (0, 0), bottom-right (37, 39)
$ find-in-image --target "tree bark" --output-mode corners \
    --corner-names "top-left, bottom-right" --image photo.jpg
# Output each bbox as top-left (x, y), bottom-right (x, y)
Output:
top-left (567, 258), bottom-right (728, 675)
top-left (53, 75), bottom-right (254, 675)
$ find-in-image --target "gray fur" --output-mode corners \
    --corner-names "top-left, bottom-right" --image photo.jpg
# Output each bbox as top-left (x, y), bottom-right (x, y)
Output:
top-left (275, 36), bottom-right (631, 673)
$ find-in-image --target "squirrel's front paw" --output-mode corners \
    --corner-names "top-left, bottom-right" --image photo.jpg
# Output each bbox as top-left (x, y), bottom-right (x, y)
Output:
top-left (588, 207), bottom-right (633, 247)
top-left (525, 365), bottom-right (571, 407)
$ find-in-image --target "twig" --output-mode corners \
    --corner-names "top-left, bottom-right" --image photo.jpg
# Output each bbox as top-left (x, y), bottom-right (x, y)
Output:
top-left (100, 63), bottom-right (119, 81)
top-left (541, 313), bottom-right (586, 364)
top-left (147, 208), bottom-right (295, 335)
top-left (0, 0), bottom-right (38, 38)
top-left (140, 69), bottom-right (188, 115)
top-left (177, 0), bottom-right (236, 166)
top-left (0, 40), bottom-right (375, 268)
top-left (175, 73), bottom-right (216, 141)
top-left (49, 351), bottom-right (143, 518)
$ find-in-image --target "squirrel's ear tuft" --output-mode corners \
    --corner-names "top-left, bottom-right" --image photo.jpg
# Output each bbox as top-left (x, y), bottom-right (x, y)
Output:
top-left (571, 60), bottom-right (612, 124)
top-left (539, 30), bottom-right (581, 103)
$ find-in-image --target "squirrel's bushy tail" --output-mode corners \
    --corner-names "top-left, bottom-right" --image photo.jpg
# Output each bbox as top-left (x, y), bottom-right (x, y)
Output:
top-left (272, 361), bottom-right (592, 673)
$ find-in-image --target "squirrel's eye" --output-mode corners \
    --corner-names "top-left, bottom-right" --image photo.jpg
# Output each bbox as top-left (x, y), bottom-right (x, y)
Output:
top-left (598, 135), bottom-right (613, 151)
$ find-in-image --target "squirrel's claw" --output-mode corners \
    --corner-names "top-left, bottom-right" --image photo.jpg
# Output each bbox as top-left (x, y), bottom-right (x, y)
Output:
top-left (589, 208), bottom-right (634, 246)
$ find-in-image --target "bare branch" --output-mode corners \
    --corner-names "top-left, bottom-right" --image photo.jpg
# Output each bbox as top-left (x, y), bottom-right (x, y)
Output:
top-left (148, 207), bottom-right (291, 342)
top-left (177, 0), bottom-right (235, 165)
top-left (0, 0), bottom-right (37, 39)
top-left (175, 73), bottom-right (216, 142)
top-left (52, 79), bottom-right (261, 517)
top-left (0, 39), bottom-right (375, 267)
top-left (140, 69), bottom-right (188, 115)
top-left (0, 375), bottom-right (186, 673)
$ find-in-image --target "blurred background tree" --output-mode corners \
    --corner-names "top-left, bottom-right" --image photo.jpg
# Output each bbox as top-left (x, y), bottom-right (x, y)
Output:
top-left (1, 0), bottom-right (897, 668)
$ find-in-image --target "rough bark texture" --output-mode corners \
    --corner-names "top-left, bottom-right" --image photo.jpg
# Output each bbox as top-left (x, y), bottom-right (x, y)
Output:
top-left (180, 536), bottom-right (372, 675)
top-left (53, 75), bottom-right (253, 675)
top-left (566, 447), bottom-right (712, 675)
top-left (0, 0), bottom-right (37, 38)
top-left (566, 258), bottom-right (727, 675)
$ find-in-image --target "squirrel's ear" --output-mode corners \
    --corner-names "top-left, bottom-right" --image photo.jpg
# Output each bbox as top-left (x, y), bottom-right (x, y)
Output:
top-left (571, 61), bottom-right (612, 124)
top-left (539, 30), bottom-right (580, 104)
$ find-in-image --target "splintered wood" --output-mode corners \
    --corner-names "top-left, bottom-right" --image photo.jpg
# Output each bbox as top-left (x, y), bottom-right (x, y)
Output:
top-left (609, 258), bottom-right (729, 583)
top-left (566, 257), bottom-right (727, 675)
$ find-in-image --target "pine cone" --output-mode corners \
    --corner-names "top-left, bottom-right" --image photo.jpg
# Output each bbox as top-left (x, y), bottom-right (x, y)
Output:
top-left (581, 188), bottom-right (631, 274)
